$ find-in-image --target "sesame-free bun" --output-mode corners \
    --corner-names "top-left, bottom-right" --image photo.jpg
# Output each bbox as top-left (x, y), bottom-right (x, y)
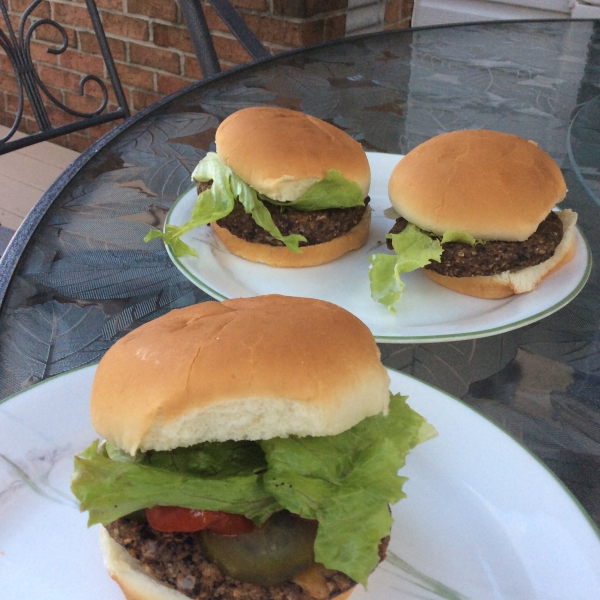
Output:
top-left (211, 208), bottom-right (371, 268)
top-left (215, 107), bottom-right (371, 202)
top-left (91, 295), bottom-right (390, 455)
top-left (100, 527), bottom-right (357, 600)
top-left (423, 209), bottom-right (578, 298)
top-left (389, 129), bottom-right (567, 241)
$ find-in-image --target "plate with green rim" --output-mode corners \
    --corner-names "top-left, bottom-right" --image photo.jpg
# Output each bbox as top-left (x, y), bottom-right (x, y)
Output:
top-left (1, 365), bottom-right (599, 599)
top-left (160, 152), bottom-right (592, 343)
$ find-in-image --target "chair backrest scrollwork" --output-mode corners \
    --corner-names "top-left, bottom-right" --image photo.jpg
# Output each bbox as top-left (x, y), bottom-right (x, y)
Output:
top-left (0, 0), bottom-right (129, 155)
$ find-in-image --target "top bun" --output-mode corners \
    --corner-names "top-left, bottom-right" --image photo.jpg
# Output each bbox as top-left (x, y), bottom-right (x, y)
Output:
top-left (388, 129), bottom-right (567, 241)
top-left (215, 107), bottom-right (371, 202)
top-left (91, 295), bottom-right (390, 455)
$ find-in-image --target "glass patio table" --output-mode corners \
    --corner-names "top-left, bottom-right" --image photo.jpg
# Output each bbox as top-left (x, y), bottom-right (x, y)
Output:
top-left (0, 18), bottom-right (599, 533)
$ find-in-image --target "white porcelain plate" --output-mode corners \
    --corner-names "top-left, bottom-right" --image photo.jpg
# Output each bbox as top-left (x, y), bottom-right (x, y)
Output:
top-left (164, 152), bottom-right (592, 343)
top-left (1, 366), bottom-right (599, 600)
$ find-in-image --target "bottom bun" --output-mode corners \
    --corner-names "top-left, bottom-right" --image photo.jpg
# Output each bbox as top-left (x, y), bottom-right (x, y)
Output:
top-left (100, 526), bottom-right (357, 600)
top-left (212, 209), bottom-right (371, 268)
top-left (423, 210), bottom-right (578, 299)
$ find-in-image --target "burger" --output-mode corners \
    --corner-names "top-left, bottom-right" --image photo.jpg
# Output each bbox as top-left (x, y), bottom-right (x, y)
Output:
top-left (369, 129), bottom-right (578, 308)
top-left (71, 295), bottom-right (434, 600)
top-left (146, 107), bottom-right (372, 268)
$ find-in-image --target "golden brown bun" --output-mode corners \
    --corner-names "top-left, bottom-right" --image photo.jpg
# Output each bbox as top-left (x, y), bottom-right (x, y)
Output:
top-left (211, 209), bottom-right (371, 267)
top-left (100, 527), bottom-right (357, 600)
top-left (423, 209), bottom-right (577, 298)
top-left (215, 107), bottom-right (370, 201)
top-left (91, 295), bottom-right (390, 455)
top-left (389, 130), bottom-right (567, 241)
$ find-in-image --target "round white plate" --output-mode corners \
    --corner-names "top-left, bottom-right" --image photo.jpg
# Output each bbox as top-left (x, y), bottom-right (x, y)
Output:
top-left (1, 366), bottom-right (599, 600)
top-left (164, 152), bottom-right (591, 343)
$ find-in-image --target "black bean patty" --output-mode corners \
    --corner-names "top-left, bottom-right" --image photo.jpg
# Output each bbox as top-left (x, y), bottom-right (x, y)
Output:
top-left (386, 212), bottom-right (563, 277)
top-left (197, 180), bottom-right (369, 246)
top-left (107, 517), bottom-right (364, 600)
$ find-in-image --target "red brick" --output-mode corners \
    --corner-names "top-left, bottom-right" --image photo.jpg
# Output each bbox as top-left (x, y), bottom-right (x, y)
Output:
top-left (52, 2), bottom-right (94, 28)
top-left (45, 103), bottom-right (80, 127)
top-left (130, 89), bottom-right (162, 111)
top-left (129, 42), bottom-right (180, 73)
top-left (79, 30), bottom-right (127, 61)
top-left (28, 40), bottom-right (60, 65)
top-left (88, 120), bottom-right (122, 139)
top-left (38, 64), bottom-right (82, 90)
top-left (242, 13), bottom-right (324, 47)
top-left (153, 23), bottom-right (194, 54)
top-left (101, 11), bottom-right (149, 41)
top-left (60, 51), bottom-right (105, 76)
top-left (384, 0), bottom-right (402, 24)
top-left (156, 72), bottom-right (192, 95)
top-left (0, 72), bottom-right (19, 95)
top-left (183, 54), bottom-right (202, 80)
top-left (10, 0), bottom-right (51, 17)
top-left (114, 62), bottom-right (155, 91)
top-left (67, 131), bottom-right (95, 152)
top-left (128, 0), bottom-right (178, 22)
top-left (34, 22), bottom-right (77, 47)
top-left (212, 34), bottom-right (253, 65)
top-left (95, 0), bottom-right (123, 9)
top-left (384, 20), bottom-right (408, 30)
top-left (401, 0), bottom-right (415, 20)
top-left (0, 112), bottom-right (17, 129)
top-left (324, 14), bottom-right (345, 40)
top-left (272, 0), bottom-right (346, 18)
top-left (63, 91), bottom-right (108, 115)
top-left (5, 93), bottom-right (35, 118)
top-left (232, 0), bottom-right (269, 11)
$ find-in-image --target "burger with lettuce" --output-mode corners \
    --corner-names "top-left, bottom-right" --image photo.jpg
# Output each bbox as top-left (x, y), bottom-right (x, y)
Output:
top-left (369, 129), bottom-right (577, 309)
top-left (71, 295), bottom-right (434, 600)
top-left (146, 107), bottom-right (372, 268)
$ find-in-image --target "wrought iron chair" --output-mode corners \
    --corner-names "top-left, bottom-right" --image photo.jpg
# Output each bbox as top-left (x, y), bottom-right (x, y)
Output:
top-left (179, 0), bottom-right (270, 78)
top-left (0, 0), bottom-right (129, 156)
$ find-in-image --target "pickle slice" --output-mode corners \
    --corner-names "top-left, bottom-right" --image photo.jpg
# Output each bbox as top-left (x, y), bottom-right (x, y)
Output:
top-left (201, 511), bottom-right (318, 586)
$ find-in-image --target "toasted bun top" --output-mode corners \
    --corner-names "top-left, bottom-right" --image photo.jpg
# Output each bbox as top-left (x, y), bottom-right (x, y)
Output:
top-left (215, 107), bottom-right (371, 202)
top-left (91, 295), bottom-right (390, 454)
top-left (388, 129), bottom-right (567, 241)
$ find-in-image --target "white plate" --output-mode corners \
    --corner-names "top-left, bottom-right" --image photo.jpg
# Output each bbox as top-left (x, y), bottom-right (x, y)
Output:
top-left (165, 152), bottom-right (591, 343)
top-left (1, 366), bottom-right (599, 600)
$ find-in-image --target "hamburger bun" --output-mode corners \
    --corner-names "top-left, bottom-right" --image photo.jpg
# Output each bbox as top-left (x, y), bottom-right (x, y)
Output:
top-left (216, 107), bottom-right (370, 202)
top-left (422, 209), bottom-right (578, 298)
top-left (91, 295), bottom-right (390, 455)
top-left (388, 129), bottom-right (567, 241)
top-left (100, 527), bottom-right (357, 600)
top-left (211, 208), bottom-right (371, 268)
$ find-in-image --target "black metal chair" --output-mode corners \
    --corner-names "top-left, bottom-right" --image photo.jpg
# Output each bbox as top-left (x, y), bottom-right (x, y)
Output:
top-left (179, 0), bottom-right (270, 78)
top-left (0, 0), bottom-right (129, 156)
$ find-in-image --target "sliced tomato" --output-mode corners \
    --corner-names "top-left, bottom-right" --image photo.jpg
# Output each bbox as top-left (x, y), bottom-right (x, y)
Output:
top-left (146, 506), bottom-right (257, 535)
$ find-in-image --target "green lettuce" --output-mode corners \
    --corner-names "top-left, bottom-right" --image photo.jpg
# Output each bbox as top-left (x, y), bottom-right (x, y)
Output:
top-left (440, 230), bottom-right (484, 245)
top-left (261, 392), bottom-right (433, 585)
top-left (71, 440), bottom-right (279, 527)
top-left (145, 153), bottom-right (365, 258)
top-left (369, 224), bottom-right (443, 311)
top-left (71, 393), bottom-right (433, 586)
top-left (264, 169), bottom-right (365, 211)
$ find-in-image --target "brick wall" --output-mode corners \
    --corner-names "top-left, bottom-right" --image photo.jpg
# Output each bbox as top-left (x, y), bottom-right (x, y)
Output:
top-left (0, 0), bottom-right (414, 152)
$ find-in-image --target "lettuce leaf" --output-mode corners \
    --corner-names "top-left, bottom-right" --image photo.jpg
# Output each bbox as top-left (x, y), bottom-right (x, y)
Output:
top-left (71, 440), bottom-right (280, 527)
top-left (261, 392), bottom-right (430, 586)
top-left (369, 224), bottom-right (443, 311)
top-left (268, 169), bottom-right (364, 211)
top-left (145, 154), bottom-right (366, 257)
top-left (144, 153), bottom-right (305, 257)
top-left (71, 394), bottom-right (434, 586)
top-left (440, 230), bottom-right (484, 245)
